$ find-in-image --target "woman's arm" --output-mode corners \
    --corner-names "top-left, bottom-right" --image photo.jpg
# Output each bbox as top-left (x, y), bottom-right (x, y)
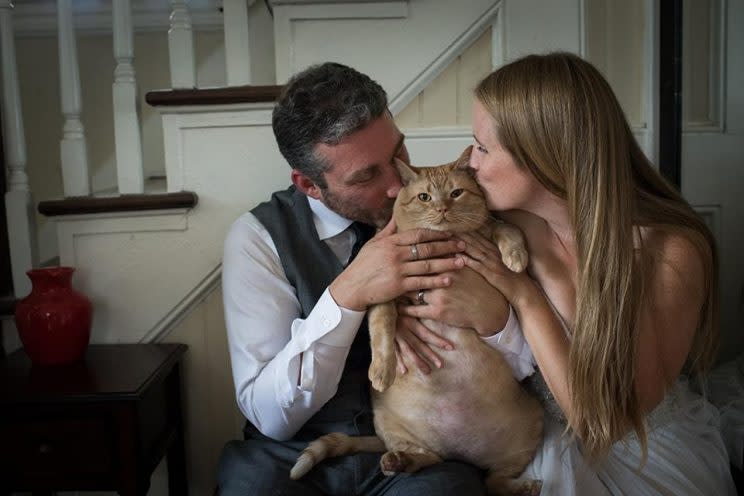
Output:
top-left (458, 230), bottom-right (706, 429)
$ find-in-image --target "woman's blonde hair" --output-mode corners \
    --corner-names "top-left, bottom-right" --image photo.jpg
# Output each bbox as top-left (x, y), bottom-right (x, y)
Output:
top-left (475, 52), bottom-right (719, 461)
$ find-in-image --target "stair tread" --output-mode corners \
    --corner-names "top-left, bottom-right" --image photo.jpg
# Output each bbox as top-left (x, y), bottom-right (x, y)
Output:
top-left (38, 191), bottom-right (197, 217)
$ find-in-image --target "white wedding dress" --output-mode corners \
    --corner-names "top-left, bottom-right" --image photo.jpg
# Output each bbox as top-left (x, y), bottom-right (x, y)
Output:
top-left (520, 376), bottom-right (737, 495)
top-left (512, 294), bottom-right (739, 496)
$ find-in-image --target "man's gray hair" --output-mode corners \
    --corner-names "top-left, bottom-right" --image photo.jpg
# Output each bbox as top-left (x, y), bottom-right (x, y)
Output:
top-left (272, 62), bottom-right (388, 188)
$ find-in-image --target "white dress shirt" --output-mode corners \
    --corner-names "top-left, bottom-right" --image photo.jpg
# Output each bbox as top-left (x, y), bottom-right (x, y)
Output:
top-left (222, 196), bottom-right (535, 441)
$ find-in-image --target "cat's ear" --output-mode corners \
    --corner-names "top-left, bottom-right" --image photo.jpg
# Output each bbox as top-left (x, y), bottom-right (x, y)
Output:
top-left (394, 157), bottom-right (420, 185)
top-left (454, 145), bottom-right (473, 170)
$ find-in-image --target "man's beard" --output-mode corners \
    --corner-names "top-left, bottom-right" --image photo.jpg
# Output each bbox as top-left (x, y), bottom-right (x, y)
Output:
top-left (320, 187), bottom-right (394, 228)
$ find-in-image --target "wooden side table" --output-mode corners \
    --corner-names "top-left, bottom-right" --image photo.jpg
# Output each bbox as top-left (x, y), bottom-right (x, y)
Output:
top-left (0, 343), bottom-right (188, 496)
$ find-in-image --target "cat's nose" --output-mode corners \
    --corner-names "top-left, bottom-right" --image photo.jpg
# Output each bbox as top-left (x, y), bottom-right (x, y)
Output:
top-left (436, 206), bottom-right (448, 213)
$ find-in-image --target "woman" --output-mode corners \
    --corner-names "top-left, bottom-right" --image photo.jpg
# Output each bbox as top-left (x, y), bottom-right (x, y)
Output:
top-left (408, 52), bottom-right (736, 494)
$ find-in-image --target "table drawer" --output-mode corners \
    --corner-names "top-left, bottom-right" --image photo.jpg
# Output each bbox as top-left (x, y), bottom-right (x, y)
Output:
top-left (1, 417), bottom-right (112, 476)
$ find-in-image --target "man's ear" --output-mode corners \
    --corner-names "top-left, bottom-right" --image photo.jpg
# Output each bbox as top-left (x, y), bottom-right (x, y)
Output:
top-left (454, 145), bottom-right (473, 170)
top-left (394, 157), bottom-right (419, 185)
top-left (291, 170), bottom-right (323, 200)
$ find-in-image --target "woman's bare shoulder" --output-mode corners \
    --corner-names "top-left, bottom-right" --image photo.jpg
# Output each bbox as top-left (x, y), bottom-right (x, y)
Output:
top-left (642, 227), bottom-right (706, 299)
top-left (641, 228), bottom-right (706, 363)
top-left (635, 228), bottom-right (708, 403)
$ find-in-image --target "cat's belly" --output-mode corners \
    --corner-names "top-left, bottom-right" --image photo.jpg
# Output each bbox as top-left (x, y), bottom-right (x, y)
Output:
top-left (371, 325), bottom-right (542, 468)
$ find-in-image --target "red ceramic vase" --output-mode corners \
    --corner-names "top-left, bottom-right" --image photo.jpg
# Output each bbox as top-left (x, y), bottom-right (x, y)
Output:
top-left (14, 266), bottom-right (93, 366)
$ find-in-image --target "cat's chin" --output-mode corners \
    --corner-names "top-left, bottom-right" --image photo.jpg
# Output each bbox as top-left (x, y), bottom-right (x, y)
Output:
top-left (425, 217), bottom-right (487, 232)
top-left (427, 223), bottom-right (477, 233)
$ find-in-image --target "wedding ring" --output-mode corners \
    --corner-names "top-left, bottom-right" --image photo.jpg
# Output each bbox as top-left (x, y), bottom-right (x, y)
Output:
top-left (410, 243), bottom-right (419, 260)
top-left (416, 290), bottom-right (426, 305)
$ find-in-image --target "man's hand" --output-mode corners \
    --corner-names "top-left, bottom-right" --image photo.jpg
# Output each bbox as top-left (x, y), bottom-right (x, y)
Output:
top-left (394, 315), bottom-right (454, 375)
top-left (398, 260), bottom-right (510, 337)
top-left (329, 219), bottom-right (466, 311)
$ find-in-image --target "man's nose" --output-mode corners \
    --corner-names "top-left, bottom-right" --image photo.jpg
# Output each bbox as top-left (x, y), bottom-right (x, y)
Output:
top-left (386, 170), bottom-right (403, 198)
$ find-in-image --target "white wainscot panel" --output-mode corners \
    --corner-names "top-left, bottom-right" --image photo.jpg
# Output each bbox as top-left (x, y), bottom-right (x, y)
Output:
top-left (403, 127), bottom-right (474, 167)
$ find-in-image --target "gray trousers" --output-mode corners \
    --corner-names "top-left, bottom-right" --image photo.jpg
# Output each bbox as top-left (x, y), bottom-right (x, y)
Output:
top-left (217, 368), bottom-right (485, 495)
top-left (217, 437), bottom-right (485, 496)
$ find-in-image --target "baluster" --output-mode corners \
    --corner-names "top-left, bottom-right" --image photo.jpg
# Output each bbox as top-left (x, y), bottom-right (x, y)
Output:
top-left (112, 0), bottom-right (144, 194)
top-left (168, 0), bottom-right (196, 89)
top-left (224, 0), bottom-right (253, 86)
top-left (57, 0), bottom-right (90, 197)
top-left (1, 0), bottom-right (38, 297)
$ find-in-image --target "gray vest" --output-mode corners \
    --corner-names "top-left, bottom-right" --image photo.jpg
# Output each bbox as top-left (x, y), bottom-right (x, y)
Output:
top-left (251, 186), bottom-right (374, 441)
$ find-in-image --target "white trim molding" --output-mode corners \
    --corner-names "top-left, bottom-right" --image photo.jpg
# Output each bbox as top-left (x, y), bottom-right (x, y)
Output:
top-left (273, 1), bottom-right (409, 83)
top-left (389, 1), bottom-right (502, 116)
top-left (403, 126), bottom-right (472, 140)
top-left (682, 0), bottom-right (727, 134)
top-left (644, 0), bottom-right (659, 165)
top-left (401, 126), bottom-right (474, 166)
top-left (142, 264), bottom-right (222, 343)
top-left (13, 0), bottom-right (224, 37)
top-left (55, 208), bottom-right (190, 269)
top-left (578, 0), bottom-right (586, 57)
top-left (491, 1), bottom-right (505, 69)
top-left (693, 205), bottom-right (722, 244)
top-left (159, 102), bottom-right (275, 192)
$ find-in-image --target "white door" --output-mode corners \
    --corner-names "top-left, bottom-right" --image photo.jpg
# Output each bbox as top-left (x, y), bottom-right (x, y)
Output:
top-left (682, 0), bottom-right (744, 363)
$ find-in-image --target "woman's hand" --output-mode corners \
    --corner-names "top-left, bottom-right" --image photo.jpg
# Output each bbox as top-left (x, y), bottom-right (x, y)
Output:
top-left (397, 266), bottom-right (510, 337)
top-left (454, 231), bottom-right (540, 311)
top-left (394, 315), bottom-right (454, 375)
top-left (330, 219), bottom-right (467, 311)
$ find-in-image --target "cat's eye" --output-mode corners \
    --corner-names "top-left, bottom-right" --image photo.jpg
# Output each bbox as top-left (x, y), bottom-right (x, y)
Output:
top-left (450, 189), bottom-right (463, 198)
top-left (418, 193), bottom-right (431, 202)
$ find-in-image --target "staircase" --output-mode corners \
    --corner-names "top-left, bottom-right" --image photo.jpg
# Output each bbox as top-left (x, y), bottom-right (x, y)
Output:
top-left (5, 0), bottom-right (557, 346)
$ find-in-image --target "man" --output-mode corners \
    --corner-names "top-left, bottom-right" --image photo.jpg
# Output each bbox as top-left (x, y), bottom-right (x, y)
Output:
top-left (217, 62), bottom-right (529, 495)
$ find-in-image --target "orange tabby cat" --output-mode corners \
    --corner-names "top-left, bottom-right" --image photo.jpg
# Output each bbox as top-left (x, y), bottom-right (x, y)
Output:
top-left (291, 147), bottom-right (543, 496)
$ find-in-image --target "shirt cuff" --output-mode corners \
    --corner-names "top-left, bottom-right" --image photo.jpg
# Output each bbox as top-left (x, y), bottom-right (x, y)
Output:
top-left (286, 288), bottom-right (365, 398)
top-left (481, 305), bottom-right (521, 351)
top-left (316, 289), bottom-right (366, 347)
top-left (480, 306), bottom-right (536, 381)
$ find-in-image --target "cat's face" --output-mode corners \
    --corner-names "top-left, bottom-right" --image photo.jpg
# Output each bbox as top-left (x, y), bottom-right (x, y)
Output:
top-left (393, 147), bottom-right (490, 232)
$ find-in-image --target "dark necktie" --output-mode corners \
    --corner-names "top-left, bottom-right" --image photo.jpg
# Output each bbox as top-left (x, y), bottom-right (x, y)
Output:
top-left (348, 222), bottom-right (376, 264)
top-left (344, 221), bottom-right (376, 374)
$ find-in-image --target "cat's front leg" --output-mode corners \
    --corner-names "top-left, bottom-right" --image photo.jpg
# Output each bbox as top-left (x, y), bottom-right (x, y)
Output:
top-left (368, 301), bottom-right (398, 392)
top-left (490, 222), bottom-right (529, 273)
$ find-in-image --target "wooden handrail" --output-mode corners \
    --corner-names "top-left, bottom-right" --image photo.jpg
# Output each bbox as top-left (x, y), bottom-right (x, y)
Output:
top-left (38, 192), bottom-right (198, 217)
top-left (146, 85), bottom-right (283, 107)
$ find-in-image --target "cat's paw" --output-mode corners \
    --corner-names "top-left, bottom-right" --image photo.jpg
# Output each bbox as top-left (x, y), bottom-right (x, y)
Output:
top-left (489, 477), bottom-right (542, 496)
top-left (380, 451), bottom-right (411, 475)
top-left (516, 479), bottom-right (542, 496)
top-left (502, 247), bottom-right (528, 273)
top-left (369, 357), bottom-right (396, 392)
